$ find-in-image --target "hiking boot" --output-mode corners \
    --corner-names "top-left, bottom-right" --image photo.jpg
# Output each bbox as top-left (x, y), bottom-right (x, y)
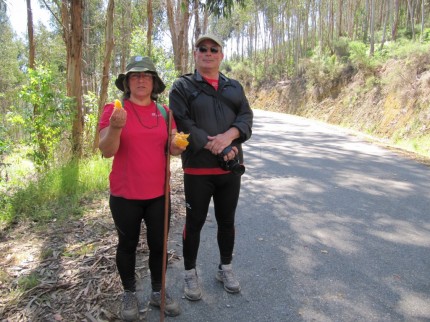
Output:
top-left (184, 268), bottom-right (202, 301)
top-left (216, 264), bottom-right (241, 293)
top-left (149, 290), bottom-right (181, 317)
top-left (120, 291), bottom-right (139, 321)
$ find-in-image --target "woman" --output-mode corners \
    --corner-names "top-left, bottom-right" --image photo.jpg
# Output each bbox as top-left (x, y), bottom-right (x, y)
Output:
top-left (99, 56), bottom-right (184, 320)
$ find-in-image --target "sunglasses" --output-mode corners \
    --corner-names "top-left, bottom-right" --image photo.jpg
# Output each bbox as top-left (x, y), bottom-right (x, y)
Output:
top-left (196, 46), bottom-right (220, 54)
top-left (129, 73), bottom-right (153, 81)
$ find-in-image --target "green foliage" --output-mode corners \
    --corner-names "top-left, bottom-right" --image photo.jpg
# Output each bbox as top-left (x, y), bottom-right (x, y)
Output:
top-left (82, 91), bottom-right (98, 155)
top-left (420, 28), bottom-right (430, 42)
top-left (0, 154), bottom-right (111, 229)
top-left (34, 25), bottom-right (67, 76)
top-left (18, 66), bottom-right (73, 171)
top-left (348, 41), bottom-right (372, 70)
top-left (0, 20), bottom-right (26, 156)
top-left (386, 39), bottom-right (430, 59)
top-left (332, 37), bottom-right (350, 62)
top-left (205, 0), bottom-right (246, 17)
top-left (222, 60), bottom-right (253, 86)
top-left (17, 272), bottom-right (40, 291)
top-left (303, 52), bottom-right (343, 88)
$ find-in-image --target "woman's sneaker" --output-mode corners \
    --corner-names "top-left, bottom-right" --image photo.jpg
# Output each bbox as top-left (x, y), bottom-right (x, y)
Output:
top-left (120, 291), bottom-right (139, 321)
top-left (216, 264), bottom-right (241, 293)
top-left (184, 268), bottom-right (202, 301)
top-left (149, 290), bottom-right (181, 317)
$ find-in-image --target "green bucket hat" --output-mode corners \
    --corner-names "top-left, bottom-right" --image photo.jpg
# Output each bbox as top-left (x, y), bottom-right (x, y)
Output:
top-left (115, 56), bottom-right (166, 94)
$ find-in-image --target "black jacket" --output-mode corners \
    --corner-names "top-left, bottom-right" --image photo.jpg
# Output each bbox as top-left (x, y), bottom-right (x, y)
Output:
top-left (169, 70), bottom-right (253, 169)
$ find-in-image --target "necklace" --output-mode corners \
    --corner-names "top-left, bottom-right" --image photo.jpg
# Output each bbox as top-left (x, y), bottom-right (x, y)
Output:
top-left (129, 101), bottom-right (159, 129)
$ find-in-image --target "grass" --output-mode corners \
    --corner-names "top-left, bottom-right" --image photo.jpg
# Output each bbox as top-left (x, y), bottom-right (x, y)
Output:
top-left (17, 272), bottom-right (41, 291)
top-left (395, 135), bottom-right (430, 159)
top-left (0, 152), bottom-right (112, 230)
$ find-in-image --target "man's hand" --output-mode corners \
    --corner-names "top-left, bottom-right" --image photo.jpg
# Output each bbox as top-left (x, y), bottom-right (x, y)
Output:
top-left (205, 127), bottom-right (240, 156)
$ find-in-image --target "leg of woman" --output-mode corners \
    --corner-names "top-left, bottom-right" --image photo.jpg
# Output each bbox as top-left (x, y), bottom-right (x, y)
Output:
top-left (213, 174), bottom-right (241, 265)
top-left (142, 195), bottom-right (166, 291)
top-left (110, 195), bottom-right (144, 292)
top-left (183, 174), bottom-right (214, 270)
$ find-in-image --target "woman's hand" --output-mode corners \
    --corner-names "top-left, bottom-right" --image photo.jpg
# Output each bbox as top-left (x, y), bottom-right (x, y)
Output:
top-left (109, 107), bottom-right (127, 129)
top-left (98, 107), bottom-right (127, 158)
top-left (170, 129), bottom-right (187, 156)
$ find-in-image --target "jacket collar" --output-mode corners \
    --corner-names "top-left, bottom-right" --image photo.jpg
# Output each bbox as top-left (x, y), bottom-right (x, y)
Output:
top-left (194, 70), bottom-right (230, 85)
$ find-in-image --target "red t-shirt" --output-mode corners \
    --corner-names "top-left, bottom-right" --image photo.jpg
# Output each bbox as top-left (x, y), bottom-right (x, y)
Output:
top-left (99, 100), bottom-right (176, 200)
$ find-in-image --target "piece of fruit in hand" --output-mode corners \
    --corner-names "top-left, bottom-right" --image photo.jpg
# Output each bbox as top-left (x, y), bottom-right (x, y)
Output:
top-left (114, 99), bottom-right (122, 110)
top-left (174, 132), bottom-right (190, 148)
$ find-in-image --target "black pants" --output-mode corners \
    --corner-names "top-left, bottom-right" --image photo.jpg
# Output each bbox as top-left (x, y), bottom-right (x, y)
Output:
top-left (110, 195), bottom-right (169, 292)
top-left (183, 173), bottom-right (241, 270)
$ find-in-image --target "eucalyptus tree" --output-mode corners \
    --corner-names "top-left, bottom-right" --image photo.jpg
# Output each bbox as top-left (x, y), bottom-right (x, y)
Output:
top-left (0, 14), bottom-right (24, 158)
top-left (165, 0), bottom-right (246, 74)
top-left (92, 0), bottom-right (114, 152)
top-left (166, 0), bottom-right (191, 74)
top-left (38, 0), bottom-right (84, 158)
top-left (26, 0), bottom-right (36, 68)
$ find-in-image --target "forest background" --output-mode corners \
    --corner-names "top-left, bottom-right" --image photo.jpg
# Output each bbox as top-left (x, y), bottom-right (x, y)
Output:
top-left (1, 0), bottom-right (429, 228)
top-left (0, 0), bottom-right (430, 320)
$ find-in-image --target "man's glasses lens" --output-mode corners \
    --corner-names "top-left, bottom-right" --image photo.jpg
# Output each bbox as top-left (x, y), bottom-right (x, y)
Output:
top-left (197, 46), bottom-right (219, 54)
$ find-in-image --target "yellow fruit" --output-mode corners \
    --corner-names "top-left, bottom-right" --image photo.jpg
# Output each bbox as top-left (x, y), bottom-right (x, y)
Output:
top-left (174, 132), bottom-right (190, 148)
top-left (114, 99), bottom-right (122, 109)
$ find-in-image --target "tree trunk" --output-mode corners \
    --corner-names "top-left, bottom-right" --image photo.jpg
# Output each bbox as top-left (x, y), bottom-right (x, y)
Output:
top-left (193, 0), bottom-right (200, 43)
top-left (61, 0), bottom-right (84, 159)
top-left (363, 0), bottom-right (369, 43)
top-left (26, 0), bottom-right (35, 69)
top-left (147, 0), bottom-right (153, 56)
top-left (370, 0), bottom-right (375, 56)
top-left (406, 0), bottom-right (416, 40)
top-left (420, 0), bottom-right (424, 42)
top-left (380, 0), bottom-right (388, 50)
top-left (337, 0), bottom-right (343, 37)
top-left (27, 0), bottom-right (49, 164)
top-left (93, 0), bottom-right (115, 153)
top-left (166, 0), bottom-right (190, 74)
top-left (392, 0), bottom-right (400, 40)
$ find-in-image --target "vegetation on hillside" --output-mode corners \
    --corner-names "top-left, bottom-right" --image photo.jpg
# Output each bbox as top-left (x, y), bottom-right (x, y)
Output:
top-left (246, 38), bottom-right (430, 158)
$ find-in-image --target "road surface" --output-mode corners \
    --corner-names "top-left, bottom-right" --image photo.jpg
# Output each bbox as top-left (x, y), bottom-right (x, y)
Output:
top-left (142, 109), bottom-right (430, 322)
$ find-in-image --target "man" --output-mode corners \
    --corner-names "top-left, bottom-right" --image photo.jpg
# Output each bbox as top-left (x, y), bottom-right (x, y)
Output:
top-left (169, 34), bottom-right (253, 301)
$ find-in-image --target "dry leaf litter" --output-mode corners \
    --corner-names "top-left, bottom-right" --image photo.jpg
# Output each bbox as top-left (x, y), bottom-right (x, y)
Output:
top-left (0, 157), bottom-right (185, 321)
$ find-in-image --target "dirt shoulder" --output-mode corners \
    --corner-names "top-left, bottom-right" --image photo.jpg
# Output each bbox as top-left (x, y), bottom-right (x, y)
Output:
top-left (0, 157), bottom-right (185, 321)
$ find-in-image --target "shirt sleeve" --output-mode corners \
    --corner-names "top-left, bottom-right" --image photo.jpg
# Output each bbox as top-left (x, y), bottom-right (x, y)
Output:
top-left (99, 103), bottom-right (114, 131)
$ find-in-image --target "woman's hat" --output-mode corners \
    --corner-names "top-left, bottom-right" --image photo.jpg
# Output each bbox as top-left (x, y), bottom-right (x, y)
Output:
top-left (115, 56), bottom-right (166, 94)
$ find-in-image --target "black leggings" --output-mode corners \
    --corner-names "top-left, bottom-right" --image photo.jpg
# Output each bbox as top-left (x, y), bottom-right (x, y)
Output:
top-left (110, 195), bottom-right (170, 292)
top-left (183, 173), bottom-right (241, 270)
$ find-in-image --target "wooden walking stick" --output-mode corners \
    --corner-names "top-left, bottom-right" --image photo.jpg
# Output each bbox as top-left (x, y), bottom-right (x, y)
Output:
top-left (160, 110), bottom-right (173, 322)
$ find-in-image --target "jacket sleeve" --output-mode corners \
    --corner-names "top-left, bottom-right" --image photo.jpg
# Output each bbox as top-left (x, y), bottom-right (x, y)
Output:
top-left (230, 81), bottom-right (253, 143)
top-left (169, 80), bottom-right (209, 152)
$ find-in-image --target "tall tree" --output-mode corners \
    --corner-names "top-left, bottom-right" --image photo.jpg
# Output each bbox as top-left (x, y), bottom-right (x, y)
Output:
top-left (420, 0), bottom-right (425, 42)
top-left (166, 0), bottom-right (190, 74)
top-left (93, 0), bottom-right (115, 152)
top-left (61, 0), bottom-right (84, 159)
top-left (369, 0), bottom-right (375, 55)
top-left (147, 0), bottom-right (153, 56)
top-left (392, 0), bottom-right (400, 40)
top-left (26, 0), bottom-right (35, 68)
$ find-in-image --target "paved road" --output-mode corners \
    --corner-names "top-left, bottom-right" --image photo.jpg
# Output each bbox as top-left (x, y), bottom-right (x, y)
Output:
top-left (143, 109), bottom-right (430, 322)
